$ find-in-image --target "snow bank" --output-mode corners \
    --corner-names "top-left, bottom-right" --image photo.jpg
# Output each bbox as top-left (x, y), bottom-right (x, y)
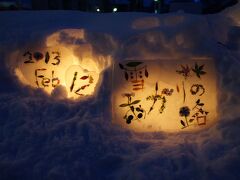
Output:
top-left (0, 2), bottom-right (240, 179)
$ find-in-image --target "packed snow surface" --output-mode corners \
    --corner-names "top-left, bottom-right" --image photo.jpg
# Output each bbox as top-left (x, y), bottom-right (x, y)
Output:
top-left (0, 2), bottom-right (240, 180)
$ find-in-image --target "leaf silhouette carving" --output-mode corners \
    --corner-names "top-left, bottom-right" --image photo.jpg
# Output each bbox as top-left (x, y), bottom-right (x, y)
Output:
top-left (192, 63), bottom-right (206, 78)
top-left (180, 120), bottom-right (186, 127)
top-left (119, 103), bottom-right (129, 107)
top-left (131, 100), bottom-right (141, 105)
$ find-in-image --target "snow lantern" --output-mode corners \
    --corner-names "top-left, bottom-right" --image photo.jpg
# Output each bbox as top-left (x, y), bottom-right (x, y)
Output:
top-left (112, 58), bottom-right (218, 132)
top-left (15, 29), bottom-right (110, 99)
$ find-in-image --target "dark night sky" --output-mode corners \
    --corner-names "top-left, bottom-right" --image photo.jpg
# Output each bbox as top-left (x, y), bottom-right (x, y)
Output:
top-left (0, 0), bottom-right (153, 6)
top-left (0, 0), bottom-right (206, 7)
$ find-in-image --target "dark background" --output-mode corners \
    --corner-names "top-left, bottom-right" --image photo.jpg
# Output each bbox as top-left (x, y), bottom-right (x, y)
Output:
top-left (0, 0), bottom-right (239, 14)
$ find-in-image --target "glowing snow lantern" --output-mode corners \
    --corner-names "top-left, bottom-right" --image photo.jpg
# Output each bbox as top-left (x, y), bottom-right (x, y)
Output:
top-left (112, 58), bottom-right (218, 132)
top-left (15, 29), bottom-right (107, 100)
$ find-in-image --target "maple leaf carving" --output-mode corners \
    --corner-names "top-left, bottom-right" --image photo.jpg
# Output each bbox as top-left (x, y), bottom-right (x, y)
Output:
top-left (192, 63), bottom-right (206, 78)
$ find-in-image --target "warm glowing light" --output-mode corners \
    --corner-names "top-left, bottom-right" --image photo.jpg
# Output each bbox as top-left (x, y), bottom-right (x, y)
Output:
top-left (112, 59), bottom-right (218, 132)
top-left (17, 46), bottom-right (74, 95)
top-left (65, 65), bottom-right (99, 99)
top-left (15, 29), bottom-right (111, 100)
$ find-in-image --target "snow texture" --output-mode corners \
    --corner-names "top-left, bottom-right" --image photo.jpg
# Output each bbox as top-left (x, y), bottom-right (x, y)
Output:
top-left (0, 2), bottom-right (240, 180)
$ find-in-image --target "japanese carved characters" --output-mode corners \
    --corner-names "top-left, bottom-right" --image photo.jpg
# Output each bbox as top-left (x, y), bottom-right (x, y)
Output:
top-left (65, 65), bottom-right (99, 99)
top-left (112, 59), bottom-right (218, 132)
top-left (119, 62), bottom-right (149, 91)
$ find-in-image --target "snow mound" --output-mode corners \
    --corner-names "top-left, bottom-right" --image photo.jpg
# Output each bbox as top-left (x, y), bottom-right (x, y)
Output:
top-left (0, 2), bottom-right (240, 179)
top-left (132, 17), bottom-right (160, 30)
